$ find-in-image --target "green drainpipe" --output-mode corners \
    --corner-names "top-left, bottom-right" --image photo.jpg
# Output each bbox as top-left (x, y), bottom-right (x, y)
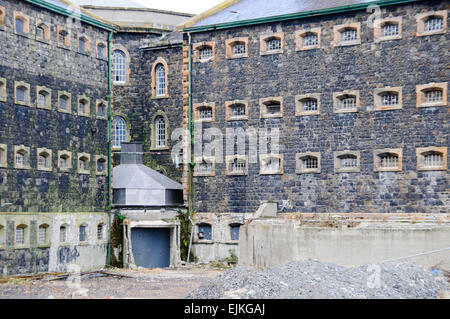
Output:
top-left (106, 30), bottom-right (114, 267)
top-left (187, 32), bottom-right (195, 215)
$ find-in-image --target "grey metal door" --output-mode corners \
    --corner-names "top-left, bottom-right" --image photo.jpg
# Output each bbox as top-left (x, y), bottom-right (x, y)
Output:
top-left (131, 228), bottom-right (170, 269)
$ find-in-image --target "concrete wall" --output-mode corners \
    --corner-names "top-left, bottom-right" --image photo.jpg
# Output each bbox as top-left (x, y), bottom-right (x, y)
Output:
top-left (0, 212), bottom-right (108, 276)
top-left (239, 218), bottom-right (450, 270)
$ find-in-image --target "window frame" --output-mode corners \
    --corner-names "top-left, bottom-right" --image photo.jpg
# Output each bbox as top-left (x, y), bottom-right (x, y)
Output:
top-left (260, 32), bottom-right (284, 55)
top-left (334, 151), bottom-right (361, 173)
top-left (37, 148), bottom-right (52, 171)
top-left (416, 82), bottom-right (448, 108)
top-left (14, 145), bottom-right (31, 170)
top-left (96, 41), bottom-right (107, 59)
top-left (38, 224), bottom-right (50, 246)
top-left (112, 115), bottom-right (129, 150)
top-left (226, 155), bottom-right (248, 176)
top-left (295, 93), bottom-right (321, 116)
top-left (193, 102), bottom-right (215, 123)
top-left (259, 153), bottom-right (284, 175)
top-left (416, 10), bottom-right (447, 37)
top-left (373, 148), bottom-right (403, 172)
top-left (374, 17), bottom-right (402, 42)
top-left (58, 150), bottom-right (72, 171)
top-left (0, 144), bottom-right (7, 168)
top-left (226, 37), bottom-right (249, 59)
top-left (333, 23), bottom-right (361, 47)
top-left (193, 156), bottom-right (216, 177)
top-left (78, 35), bottom-right (90, 55)
top-left (77, 95), bottom-right (90, 117)
top-left (57, 27), bottom-right (70, 48)
top-left (77, 153), bottom-right (91, 175)
top-left (374, 86), bottom-right (403, 111)
top-left (260, 97), bottom-right (283, 119)
top-left (35, 20), bottom-right (50, 42)
top-left (14, 81), bottom-right (31, 107)
top-left (196, 223), bottom-right (213, 242)
top-left (95, 155), bottom-right (107, 175)
top-left (36, 86), bottom-right (52, 110)
top-left (0, 6), bottom-right (5, 30)
top-left (333, 90), bottom-right (360, 113)
top-left (225, 100), bottom-right (249, 121)
top-left (296, 152), bottom-right (321, 174)
top-left (96, 99), bottom-right (107, 119)
top-left (416, 147), bottom-right (447, 171)
top-left (57, 91), bottom-right (72, 114)
top-left (0, 78), bottom-right (6, 103)
top-left (296, 27), bottom-right (321, 51)
top-left (59, 225), bottom-right (68, 244)
top-left (151, 57), bottom-right (169, 98)
top-left (13, 12), bottom-right (30, 36)
top-left (193, 41), bottom-right (215, 62)
top-left (15, 224), bottom-right (28, 248)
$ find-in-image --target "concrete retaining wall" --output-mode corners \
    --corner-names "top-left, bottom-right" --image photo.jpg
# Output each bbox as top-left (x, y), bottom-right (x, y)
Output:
top-left (239, 219), bottom-right (450, 270)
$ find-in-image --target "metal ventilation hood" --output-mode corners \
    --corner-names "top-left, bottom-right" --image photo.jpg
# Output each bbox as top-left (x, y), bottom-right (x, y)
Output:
top-left (113, 142), bottom-right (184, 207)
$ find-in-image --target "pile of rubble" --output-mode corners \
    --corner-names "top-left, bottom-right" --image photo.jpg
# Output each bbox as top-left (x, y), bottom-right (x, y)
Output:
top-left (187, 259), bottom-right (449, 299)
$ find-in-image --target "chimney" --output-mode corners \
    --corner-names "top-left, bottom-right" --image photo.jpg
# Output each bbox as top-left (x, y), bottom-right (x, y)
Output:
top-left (120, 142), bottom-right (143, 165)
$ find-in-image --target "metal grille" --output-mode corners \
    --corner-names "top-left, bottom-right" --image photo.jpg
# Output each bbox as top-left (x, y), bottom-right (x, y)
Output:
top-left (339, 96), bottom-right (356, 109)
top-left (266, 157), bottom-right (280, 171)
top-left (113, 50), bottom-right (126, 83)
top-left (38, 92), bottom-right (47, 107)
top-left (423, 153), bottom-right (443, 167)
top-left (200, 47), bottom-right (212, 60)
top-left (231, 158), bottom-right (246, 173)
top-left (425, 17), bottom-right (443, 32)
top-left (78, 100), bottom-right (88, 114)
top-left (382, 23), bottom-right (399, 37)
top-left (79, 157), bottom-right (89, 170)
top-left (340, 155), bottom-right (358, 168)
top-left (156, 64), bottom-right (166, 96)
top-left (79, 225), bottom-right (86, 242)
top-left (15, 151), bottom-right (25, 166)
top-left (382, 93), bottom-right (399, 106)
top-left (16, 227), bottom-right (24, 245)
top-left (380, 154), bottom-right (399, 168)
top-left (302, 99), bottom-right (318, 111)
top-left (59, 95), bottom-right (68, 110)
top-left (232, 104), bottom-right (246, 116)
top-left (16, 87), bottom-right (26, 102)
top-left (155, 116), bottom-right (166, 147)
top-left (302, 156), bottom-right (318, 169)
top-left (38, 153), bottom-right (50, 168)
top-left (341, 29), bottom-right (357, 42)
top-left (97, 225), bottom-right (104, 240)
top-left (425, 90), bottom-right (443, 103)
top-left (38, 226), bottom-right (46, 244)
top-left (267, 38), bottom-right (281, 51)
top-left (113, 116), bottom-right (127, 148)
top-left (60, 226), bottom-right (66, 243)
top-left (59, 155), bottom-right (69, 169)
top-left (199, 107), bottom-right (213, 119)
top-left (15, 18), bottom-right (24, 33)
top-left (232, 43), bottom-right (246, 55)
top-left (303, 34), bottom-right (318, 46)
top-left (266, 102), bottom-right (281, 114)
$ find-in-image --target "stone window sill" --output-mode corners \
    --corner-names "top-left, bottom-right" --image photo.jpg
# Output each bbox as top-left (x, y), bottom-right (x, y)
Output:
top-left (337, 40), bottom-right (361, 47)
top-left (417, 102), bottom-right (446, 108)
top-left (0, 25), bottom-right (5, 31)
top-left (261, 49), bottom-right (283, 56)
top-left (227, 54), bottom-right (247, 60)
top-left (36, 37), bottom-right (50, 45)
top-left (15, 165), bottom-right (32, 170)
top-left (59, 243), bottom-right (70, 247)
top-left (78, 241), bottom-right (89, 246)
top-left (58, 44), bottom-right (71, 51)
top-left (193, 240), bottom-right (214, 245)
top-left (58, 109), bottom-right (72, 114)
top-left (374, 104), bottom-right (402, 111)
top-left (335, 168), bottom-right (360, 173)
top-left (227, 116), bottom-right (248, 122)
top-left (418, 30), bottom-right (446, 37)
top-left (334, 108), bottom-right (358, 114)
top-left (38, 244), bottom-right (50, 249)
top-left (14, 245), bottom-right (30, 250)
top-left (297, 45), bottom-right (320, 51)
top-left (78, 51), bottom-right (89, 56)
top-left (296, 169), bottom-right (320, 174)
top-left (151, 95), bottom-right (170, 100)
top-left (15, 31), bottom-right (31, 39)
top-left (37, 105), bottom-right (51, 110)
top-left (37, 167), bottom-right (52, 172)
top-left (78, 170), bottom-right (91, 175)
top-left (78, 112), bottom-right (90, 118)
top-left (15, 101), bottom-right (31, 107)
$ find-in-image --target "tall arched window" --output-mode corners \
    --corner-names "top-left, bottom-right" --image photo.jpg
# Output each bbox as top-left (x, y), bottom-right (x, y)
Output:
top-left (155, 64), bottom-right (166, 96)
top-left (113, 50), bottom-right (126, 83)
top-left (112, 116), bottom-right (127, 148)
top-left (155, 116), bottom-right (166, 147)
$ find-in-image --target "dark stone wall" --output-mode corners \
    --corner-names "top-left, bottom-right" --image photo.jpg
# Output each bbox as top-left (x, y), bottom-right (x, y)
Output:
top-left (112, 31), bottom-right (184, 182)
top-left (189, 0), bottom-right (449, 214)
top-left (0, 0), bottom-right (110, 212)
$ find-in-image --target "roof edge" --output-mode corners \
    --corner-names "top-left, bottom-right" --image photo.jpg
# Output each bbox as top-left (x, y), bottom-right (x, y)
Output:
top-left (25, 0), bottom-right (117, 31)
top-left (183, 0), bottom-right (422, 33)
top-left (81, 5), bottom-right (194, 17)
top-left (177, 0), bottom-right (241, 31)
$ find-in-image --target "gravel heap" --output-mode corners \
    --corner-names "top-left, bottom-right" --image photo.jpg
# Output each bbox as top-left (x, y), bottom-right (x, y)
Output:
top-left (187, 259), bottom-right (448, 299)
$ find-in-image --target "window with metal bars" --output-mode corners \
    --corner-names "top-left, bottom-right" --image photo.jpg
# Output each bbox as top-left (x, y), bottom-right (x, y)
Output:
top-left (265, 102), bottom-right (281, 115)
top-left (113, 50), bottom-right (126, 83)
top-left (379, 153), bottom-right (399, 168)
top-left (38, 152), bottom-right (50, 168)
top-left (60, 226), bottom-right (66, 243)
top-left (265, 157), bottom-right (280, 172)
top-left (79, 156), bottom-right (89, 171)
top-left (58, 30), bottom-right (68, 46)
top-left (339, 96), bottom-right (356, 109)
top-left (199, 47), bottom-right (212, 60)
top-left (59, 154), bottom-right (70, 169)
top-left (232, 42), bottom-right (246, 55)
top-left (97, 103), bottom-right (106, 117)
top-left (341, 29), bottom-right (357, 42)
top-left (155, 116), bottom-right (166, 147)
top-left (267, 38), bottom-right (281, 51)
top-left (231, 158), bottom-right (246, 173)
top-left (36, 25), bottom-right (44, 38)
top-left (199, 107), bottom-right (213, 119)
top-left (79, 225), bottom-right (87, 242)
top-left (97, 158), bottom-right (106, 173)
top-left (97, 43), bottom-right (105, 58)
top-left (155, 64), bottom-right (166, 96)
top-left (425, 17), bottom-right (443, 32)
top-left (0, 147), bottom-right (5, 165)
top-left (231, 104), bottom-right (246, 117)
top-left (301, 156), bottom-right (318, 170)
top-left (198, 161), bottom-right (212, 173)
top-left (79, 37), bottom-right (86, 53)
top-left (15, 150), bottom-right (28, 167)
top-left (112, 116), bottom-right (127, 148)
top-left (382, 23), bottom-right (399, 37)
top-left (302, 98), bottom-right (318, 111)
top-left (425, 89), bottom-right (443, 103)
top-left (303, 33), bottom-right (318, 46)
top-left (38, 91), bottom-right (48, 108)
top-left (16, 226), bottom-right (25, 245)
top-left (38, 225), bottom-right (47, 244)
top-left (381, 93), bottom-right (399, 106)
top-left (339, 155), bottom-right (358, 168)
top-left (423, 152), bottom-right (443, 167)
top-left (78, 99), bottom-right (88, 114)
top-left (59, 95), bottom-right (69, 110)
top-left (97, 224), bottom-right (104, 240)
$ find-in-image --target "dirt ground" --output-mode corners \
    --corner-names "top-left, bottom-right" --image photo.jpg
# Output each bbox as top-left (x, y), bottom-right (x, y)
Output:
top-left (0, 265), bottom-right (225, 299)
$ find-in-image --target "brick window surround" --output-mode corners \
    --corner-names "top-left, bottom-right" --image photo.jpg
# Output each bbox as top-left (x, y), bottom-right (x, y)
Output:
top-left (77, 95), bottom-right (90, 117)
top-left (36, 86), bottom-right (52, 110)
top-left (150, 110), bottom-right (169, 150)
top-left (193, 41), bottom-right (215, 62)
top-left (193, 156), bottom-right (216, 177)
top-left (295, 93), bottom-right (321, 116)
top-left (260, 97), bottom-right (283, 118)
top-left (416, 10), bottom-right (448, 37)
top-left (14, 145), bottom-right (31, 170)
top-left (226, 37), bottom-right (249, 59)
top-left (296, 152), bottom-right (321, 174)
top-left (194, 102), bottom-right (215, 123)
top-left (373, 148), bottom-right (403, 172)
top-left (296, 27), bottom-right (321, 51)
top-left (334, 151), bottom-right (361, 173)
top-left (96, 41), bottom-right (107, 59)
top-left (151, 57), bottom-right (169, 98)
top-left (225, 100), bottom-right (249, 121)
top-left (57, 27), bottom-right (70, 48)
top-left (37, 148), bottom-right (52, 172)
top-left (57, 91), bottom-right (72, 114)
top-left (416, 82), bottom-right (448, 108)
top-left (58, 150), bottom-right (72, 171)
top-left (374, 17), bottom-right (402, 42)
top-left (260, 32), bottom-right (284, 55)
top-left (14, 81), bottom-right (31, 107)
top-left (333, 90), bottom-right (360, 113)
top-left (13, 11), bottom-right (30, 35)
top-left (78, 35), bottom-right (90, 54)
top-left (260, 154), bottom-right (284, 175)
top-left (35, 20), bottom-right (51, 42)
top-left (226, 155), bottom-right (248, 176)
top-left (333, 22), bottom-right (361, 47)
top-left (374, 86), bottom-right (403, 111)
top-left (416, 147), bottom-right (447, 171)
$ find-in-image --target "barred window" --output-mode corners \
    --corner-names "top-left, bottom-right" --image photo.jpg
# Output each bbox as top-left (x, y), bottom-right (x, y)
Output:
top-left (15, 149), bottom-right (28, 167)
top-left (59, 154), bottom-right (70, 169)
top-left (60, 226), bottom-right (66, 243)
top-left (382, 23), bottom-right (399, 37)
top-left (59, 95), bottom-right (69, 110)
top-left (199, 47), bottom-right (212, 60)
top-left (425, 17), bottom-right (444, 32)
top-left (58, 30), bottom-right (68, 46)
top-left (339, 96), bottom-right (356, 109)
top-left (199, 106), bottom-right (213, 119)
top-left (231, 104), bottom-right (246, 117)
top-left (379, 153), bottom-right (399, 168)
top-left (36, 25), bottom-right (44, 38)
top-left (16, 226), bottom-right (25, 245)
top-left (341, 28), bottom-right (357, 42)
top-left (97, 103), bottom-right (106, 117)
top-left (382, 93), bottom-right (399, 106)
top-left (79, 225), bottom-right (87, 242)
top-left (267, 38), bottom-right (281, 51)
top-left (198, 160), bottom-right (212, 173)
top-left (231, 158), bottom-right (246, 173)
top-left (79, 156), bottom-right (89, 171)
top-left (38, 152), bottom-right (50, 168)
top-left (113, 50), bottom-right (126, 83)
top-left (155, 64), bottom-right (166, 96)
top-left (265, 157), bottom-right (280, 172)
top-left (97, 224), bottom-right (104, 240)
top-left (423, 152), bottom-right (443, 167)
top-left (425, 89), bottom-right (443, 103)
top-left (112, 116), bottom-right (127, 148)
top-left (339, 154), bottom-right (358, 168)
top-left (232, 42), bottom-right (246, 55)
top-left (155, 116), bottom-right (166, 147)
top-left (79, 37), bottom-right (86, 53)
top-left (78, 99), bottom-right (88, 114)
top-left (97, 158), bottom-right (106, 173)
top-left (265, 101), bottom-right (281, 115)
top-left (303, 33), bottom-right (318, 47)
top-left (38, 225), bottom-right (47, 244)
top-left (38, 91), bottom-right (49, 107)
top-left (301, 156), bottom-right (318, 170)
top-left (302, 98), bottom-right (318, 111)
top-left (16, 86), bottom-right (27, 103)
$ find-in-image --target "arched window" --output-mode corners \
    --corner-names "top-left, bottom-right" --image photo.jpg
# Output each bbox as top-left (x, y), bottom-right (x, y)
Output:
top-left (113, 50), bottom-right (126, 83)
top-left (155, 116), bottom-right (166, 148)
top-left (155, 64), bottom-right (166, 96)
top-left (15, 17), bottom-right (24, 33)
top-left (38, 224), bottom-right (49, 244)
top-left (112, 116), bottom-right (127, 148)
top-left (79, 224), bottom-right (87, 242)
top-left (15, 224), bottom-right (27, 246)
top-left (60, 225), bottom-right (67, 243)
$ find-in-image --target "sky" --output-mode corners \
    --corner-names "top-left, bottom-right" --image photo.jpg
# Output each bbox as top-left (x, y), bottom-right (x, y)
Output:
top-left (133, 0), bottom-right (225, 14)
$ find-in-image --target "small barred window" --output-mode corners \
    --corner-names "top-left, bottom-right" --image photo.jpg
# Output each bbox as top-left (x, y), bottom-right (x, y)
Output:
top-left (425, 17), bottom-right (444, 32)
top-left (97, 43), bottom-right (105, 58)
top-left (38, 91), bottom-right (49, 107)
top-left (38, 225), bottom-right (47, 244)
top-left (379, 153), bottom-right (399, 168)
top-left (36, 25), bottom-right (44, 38)
top-left (97, 103), bottom-right (106, 117)
top-left (339, 96), bottom-right (356, 109)
top-left (97, 224), bottom-right (104, 240)
top-left (199, 47), bottom-right (212, 60)
top-left (58, 30), bottom-right (68, 46)
top-left (79, 225), bottom-right (87, 242)
top-left (302, 98), bottom-right (318, 111)
top-left (265, 102), bottom-right (281, 115)
top-left (199, 107), bottom-right (213, 119)
top-left (267, 38), bottom-right (281, 51)
top-left (198, 161), bottom-right (212, 173)
top-left (78, 99), bottom-right (88, 114)
top-left (231, 104), bottom-right (246, 117)
top-left (425, 89), bottom-right (443, 103)
top-left (301, 156), bottom-right (318, 170)
top-left (97, 158), bottom-right (106, 173)
top-left (382, 93), bottom-right (399, 106)
top-left (16, 86), bottom-right (27, 103)
top-left (232, 42), bottom-right (246, 55)
top-left (382, 23), bottom-right (399, 37)
top-left (339, 155), bottom-right (358, 168)
top-left (60, 226), bottom-right (66, 243)
top-left (59, 95), bottom-right (69, 110)
top-left (341, 29), bottom-right (357, 42)
top-left (79, 156), bottom-right (89, 171)
top-left (38, 152), bottom-right (50, 168)
top-left (303, 33), bottom-right (318, 47)
top-left (423, 152), bottom-right (443, 167)
top-left (231, 158), bottom-right (246, 173)
top-left (16, 226), bottom-right (25, 245)
top-left (15, 18), bottom-right (24, 33)
top-left (265, 157), bottom-right (280, 172)
top-left (15, 149), bottom-right (28, 167)
top-left (79, 38), bottom-right (86, 53)
top-left (59, 154), bottom-right (70, 169)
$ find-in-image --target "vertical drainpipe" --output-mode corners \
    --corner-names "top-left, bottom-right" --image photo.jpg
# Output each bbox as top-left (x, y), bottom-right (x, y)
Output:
top-left (106, 30), bottom-right (114, 266)
top-left (188, 32), bottom-right (195, 214)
